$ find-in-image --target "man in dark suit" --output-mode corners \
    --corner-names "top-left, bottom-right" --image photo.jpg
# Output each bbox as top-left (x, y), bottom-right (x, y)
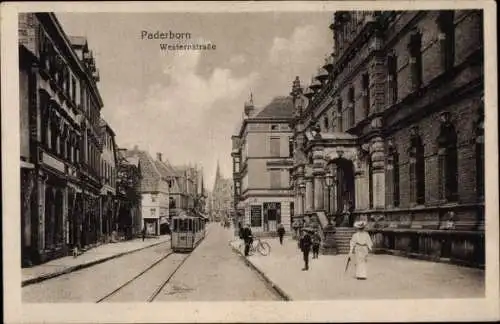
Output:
top-left (299, 228), bottom-right (313, 271)
top-left (241, 224), bottom-right (253, 257)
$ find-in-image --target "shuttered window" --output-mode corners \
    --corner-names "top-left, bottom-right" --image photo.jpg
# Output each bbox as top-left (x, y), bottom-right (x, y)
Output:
top-left (270, 170), bottom-right (281, 188)
top-left (270, 137), bottom-right (280, 157)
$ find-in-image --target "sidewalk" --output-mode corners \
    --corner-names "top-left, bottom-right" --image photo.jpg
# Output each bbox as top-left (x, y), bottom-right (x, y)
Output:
top-left (230, 236), bottom-right (485, 300)
top-left (22, 235), bottom-right (171, 286)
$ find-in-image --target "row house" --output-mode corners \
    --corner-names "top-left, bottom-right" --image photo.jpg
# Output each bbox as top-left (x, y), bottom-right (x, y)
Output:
top-left (170, 164), bottom-right (205, 217)
top-left (122, 147), bottom-right (170, 236)
top-left (153, 153), bottom-right (179, 233)
top-left (289, 10), bottom-right (484, 266)
top-left (98, 119), bottom-right (117, 240)
top-left (115, 149), bottom-right (142, 238)
top-left (19, 13), bottom-right (103, 266)
top-left (232, 95), bottom-right (295, 235)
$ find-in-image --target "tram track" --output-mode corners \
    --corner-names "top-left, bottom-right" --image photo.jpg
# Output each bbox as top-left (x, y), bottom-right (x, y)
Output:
top-left (97, 228), bottom-right (211, 303)
top-left (96, 251), bottom-right (175, 303)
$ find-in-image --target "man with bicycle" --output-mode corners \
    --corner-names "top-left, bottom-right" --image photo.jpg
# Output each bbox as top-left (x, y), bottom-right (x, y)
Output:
top-left (241, 223), bottom-right (253, 257)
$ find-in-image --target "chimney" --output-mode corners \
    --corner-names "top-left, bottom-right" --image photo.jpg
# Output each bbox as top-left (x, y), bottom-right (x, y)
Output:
top-left (157, 152), bottom-right (162, 161)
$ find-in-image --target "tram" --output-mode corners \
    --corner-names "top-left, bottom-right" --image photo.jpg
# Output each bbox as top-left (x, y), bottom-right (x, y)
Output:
top-left (171, 211), bottom-right (207, 252)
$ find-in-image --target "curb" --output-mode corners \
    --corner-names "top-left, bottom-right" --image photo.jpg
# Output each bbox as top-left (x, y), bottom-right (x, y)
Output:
top-left (228, 241), bottom-right (292, 301)
top-left (22, 239), bottom-right (170, 287)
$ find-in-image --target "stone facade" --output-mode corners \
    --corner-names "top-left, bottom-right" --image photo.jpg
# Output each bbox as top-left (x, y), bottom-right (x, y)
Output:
top-left (19, 13), bottom-right (104, 265)
top-left (289, 10), bottom-right (484, 266)
top-left (98, 119), bottom-right (117, 240)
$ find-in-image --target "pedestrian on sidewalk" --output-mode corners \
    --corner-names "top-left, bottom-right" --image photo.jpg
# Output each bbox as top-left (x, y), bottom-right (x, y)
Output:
top-left (241, 224), bottom-right (253, 257)
top-left (299, 228), bottom-right (313, 271)
top-left (312, 230), bottom-right (321, 259)
top-left (349, 221), bottom-right (373, 280)
top-left (142, 226), bottom-right (146, 242)
top-left (238, 222), bottom-right (244, 240)
top-left (277, 223), bottom-right (285, 245)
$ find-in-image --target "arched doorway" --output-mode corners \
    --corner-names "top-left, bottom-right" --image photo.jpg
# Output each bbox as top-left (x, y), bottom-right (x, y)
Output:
top-left (331, 157), bottom-right (355, 227)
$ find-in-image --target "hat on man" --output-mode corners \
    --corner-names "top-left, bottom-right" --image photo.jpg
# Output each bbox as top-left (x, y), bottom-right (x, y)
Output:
top-left (353, 221), bottom-right (366, 229)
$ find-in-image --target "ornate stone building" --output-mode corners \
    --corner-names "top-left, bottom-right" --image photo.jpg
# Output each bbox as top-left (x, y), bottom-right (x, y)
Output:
top-left (232, 95), bottom-right (295, 234)
top-left (19, 13), bottom-right (103, 265)
top-left (290, 10), bottom-right (484, 266)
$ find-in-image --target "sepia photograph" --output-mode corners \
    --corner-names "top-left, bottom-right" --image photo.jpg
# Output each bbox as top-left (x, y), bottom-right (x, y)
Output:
top-left (2, 1), bottom-right (498, 323)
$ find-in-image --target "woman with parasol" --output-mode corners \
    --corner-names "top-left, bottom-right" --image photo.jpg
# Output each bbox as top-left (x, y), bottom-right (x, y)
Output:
top-left (348, 221), bottom-right (373, 280)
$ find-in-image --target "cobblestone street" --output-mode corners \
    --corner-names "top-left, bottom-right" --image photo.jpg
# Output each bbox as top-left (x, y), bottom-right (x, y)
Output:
top-left (22, 224), bottom-right (280, 302)
top-left (22, 240), bottom-right (172, 302)
top-left (153, 224), bottom-right (280, 301)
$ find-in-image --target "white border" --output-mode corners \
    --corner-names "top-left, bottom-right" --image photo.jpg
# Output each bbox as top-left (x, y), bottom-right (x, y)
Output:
top-left (2, 1), bottom-right (498, 323)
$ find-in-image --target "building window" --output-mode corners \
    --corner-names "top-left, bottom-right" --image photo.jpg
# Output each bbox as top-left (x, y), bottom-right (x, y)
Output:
top-left (270, 170), bottom-right (281, 188)
top-left (408, 29), bottom-right (423, 90)
top-left (50, 121), bottom-right (58, 152)
top-left (250, 205), bottom-right (262, 227)
top-left (348, 87), bottom-right (355, 127)
top-left (59, 126), bottom-right (65, 157)
top-left (323, 116), bottom-right (329, 132)
top-left (393, 151), bottom-right (400, 207)
top-left (437, 11), bottom-right (455, 72)
top-left (271, 124), bottom-right (278, 131)
top-left (437, 113), bottom-right (458, 202)
top-left (288, 137), bottom-right (294, 157)
top-left (387, 54), bottom-right (398, 105)
top-left (151, 194), bottom-right (157, 202)
top-left (337, 97), bottom-right (343, 132)
top-left (270, 137), bottom-right (280, 157)
top-left (150, 208), bottom-right (156, 217)
top-left (387, 143), bottom-right (401, 207)
top-left (408, 126), bottom-right (425, 205)
top-left (361, 73), bottom-right (370, 118)
top-left (368, 155), bottom-right (373, 209)
top-left (290, 202), bottom-right (294, 220)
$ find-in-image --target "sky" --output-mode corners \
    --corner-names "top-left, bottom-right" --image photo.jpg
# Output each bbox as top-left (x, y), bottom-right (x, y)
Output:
top-left (57, 12), bottom-right (334, 189)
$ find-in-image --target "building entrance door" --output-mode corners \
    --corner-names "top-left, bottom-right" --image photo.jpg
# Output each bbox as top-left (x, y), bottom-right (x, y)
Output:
top-left (263, 202), bottom-right (281, 232)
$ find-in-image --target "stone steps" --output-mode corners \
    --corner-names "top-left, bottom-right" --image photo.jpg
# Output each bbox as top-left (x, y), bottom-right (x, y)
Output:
top-left (334, 227), bottom-right (356, 254)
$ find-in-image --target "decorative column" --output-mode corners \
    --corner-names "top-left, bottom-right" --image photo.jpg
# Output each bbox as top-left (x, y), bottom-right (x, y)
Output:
top-left (385, 140), bottom-right (396, 208)
top-left (38, 172), bottom-right (47, 253)
top-left (63, 187), bottom-right (69, 245)
top-left (370, 129), bottom-right (386, 209)
top-left (354, 152), bottom-right (365, 211)
top-left (296, 165), bottom-right (305, 217)
top-left (330, 170), bottom-right (337, 215)
top-left (305, 166), bottom-right (314, 213)
top-left (312, 148), bottom-right (325, 211)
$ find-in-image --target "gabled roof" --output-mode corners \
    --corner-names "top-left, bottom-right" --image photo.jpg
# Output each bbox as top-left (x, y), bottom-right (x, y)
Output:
top-left (122, 149), bottom-right (162, 192)
top-left (254, 96), bottom-right (294, 119)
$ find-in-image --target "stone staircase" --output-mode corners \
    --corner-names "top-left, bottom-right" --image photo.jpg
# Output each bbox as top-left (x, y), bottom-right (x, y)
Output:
top-left (334, 227), bottom-right (357, 254)
top-left (301, 213), bottom-right (356, 254)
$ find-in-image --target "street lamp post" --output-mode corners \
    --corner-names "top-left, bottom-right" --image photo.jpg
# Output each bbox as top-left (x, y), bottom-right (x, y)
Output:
top-left (299, 182), bottom-right (306, 234)
top-left (325, 171), bottom-right (334, 225)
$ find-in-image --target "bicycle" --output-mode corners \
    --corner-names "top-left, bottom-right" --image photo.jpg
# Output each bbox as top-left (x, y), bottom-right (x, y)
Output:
top-left (238, 238), bottom-right (271, 256)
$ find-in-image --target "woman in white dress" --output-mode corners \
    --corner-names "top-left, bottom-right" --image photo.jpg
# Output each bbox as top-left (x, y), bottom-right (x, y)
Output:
top-left (349, 221), bottom-right (373, 280)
